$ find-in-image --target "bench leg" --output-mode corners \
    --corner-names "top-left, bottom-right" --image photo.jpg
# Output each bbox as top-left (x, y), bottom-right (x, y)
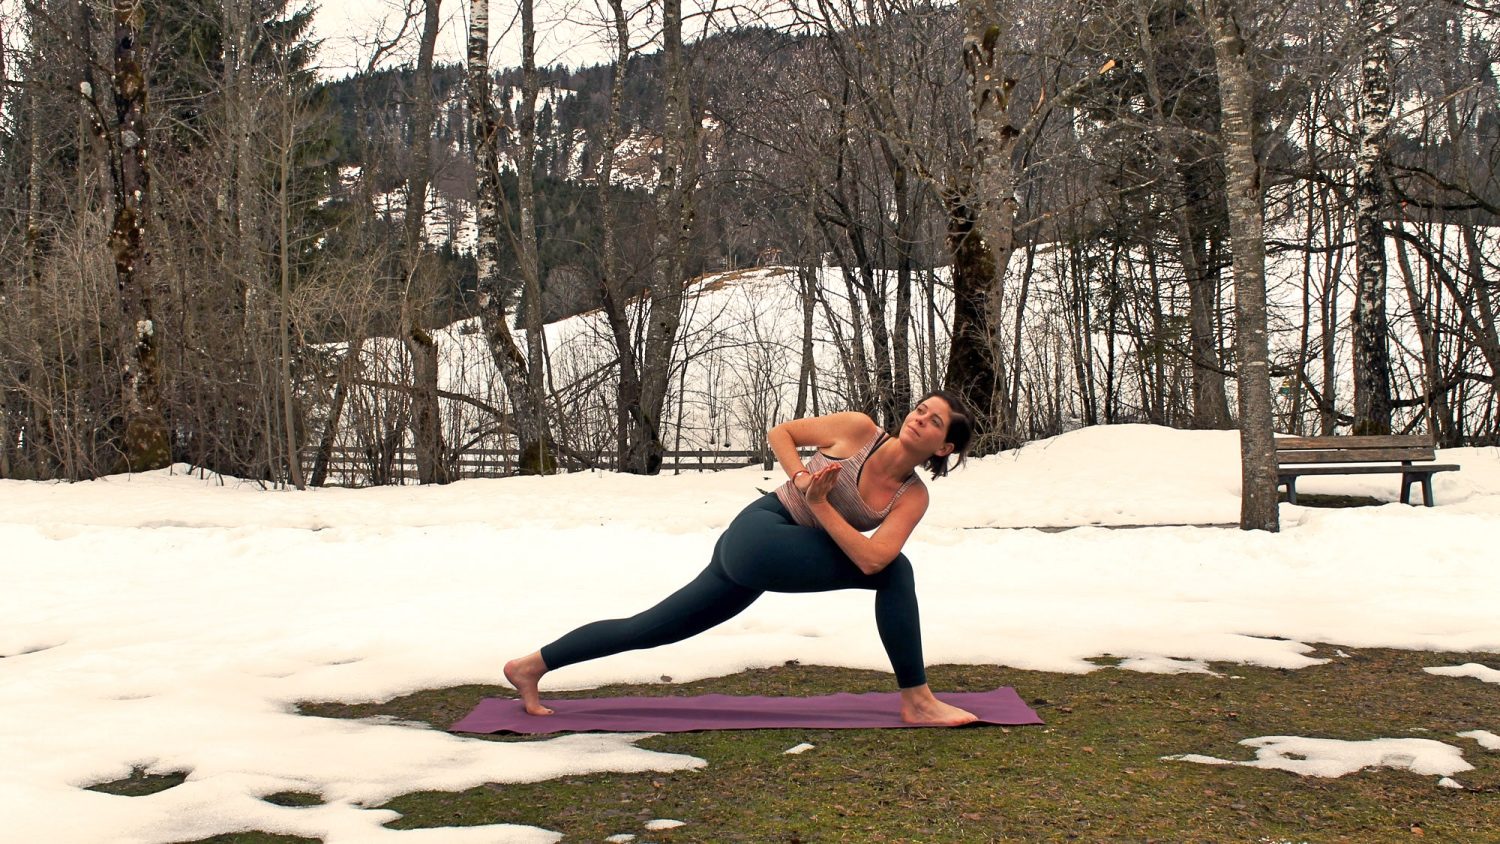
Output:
top-left (1401, 473), bottom-right (1436, 507)
top-left (1284, 477), bottom-right (1297, 505)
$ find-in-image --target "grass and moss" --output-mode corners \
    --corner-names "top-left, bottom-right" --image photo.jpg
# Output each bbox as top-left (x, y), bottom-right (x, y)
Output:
top-left (176, 646), bottom-right (1490, 844)
top-left (1284, 493), bottom-right (1386, 508)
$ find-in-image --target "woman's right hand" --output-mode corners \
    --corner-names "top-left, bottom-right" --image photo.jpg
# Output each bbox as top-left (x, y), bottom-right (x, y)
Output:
top-left (803, 465), bottom-right (841, 504)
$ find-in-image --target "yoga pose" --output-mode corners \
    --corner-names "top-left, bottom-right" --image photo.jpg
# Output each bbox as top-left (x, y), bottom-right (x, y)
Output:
top-left (504, 390), bottom-right (977, 726)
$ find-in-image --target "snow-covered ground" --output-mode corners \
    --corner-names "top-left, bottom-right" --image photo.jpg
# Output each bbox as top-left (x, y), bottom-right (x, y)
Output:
top-left (3, 425), bottom-right (1499, 843)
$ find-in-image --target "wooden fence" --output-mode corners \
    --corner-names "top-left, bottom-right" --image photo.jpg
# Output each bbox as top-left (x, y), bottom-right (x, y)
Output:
top-left (302, 446), bottom-right (771, 486)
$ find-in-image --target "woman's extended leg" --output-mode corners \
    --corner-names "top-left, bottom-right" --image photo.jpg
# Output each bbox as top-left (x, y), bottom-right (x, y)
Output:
top-left (506, 535), bottom-right (761, 715)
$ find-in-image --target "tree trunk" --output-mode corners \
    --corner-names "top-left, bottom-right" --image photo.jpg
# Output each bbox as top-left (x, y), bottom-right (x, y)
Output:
top-left (25, 39), bottom-right (42, 285)
top-left (944, 191), bottom-right (1000, 448)
top-left (277, 105), bottom-right (305, 489)
top-left (1392, 236), bottom-right (1454, 444)
top-left (1320, 214), bottom-right (1341, 435)
top-left (891, 167), bottom-right (913, 418)
top-left (1007, 241), bottom-right (1035, 433)
top-left (1204, 0), bottom-right (1278, 532)
top-left (592, 0), bottom-right (647, 469)
top-left (1178, 162), bottom-right (1232, 429)
top-left (110, 0), bottom-right (170, 472)
top-left (796, 262), bottom-right (817, 420)
top-left (401, 0), bottom-right (449, 484)
top-left (405, 323), bottom-right (447, 483)
top-left (514, 0), bottom-right (554, 472)
top-left (1460, 227), bottom-right (1500, 396)
top-left (955, 0), bottom-right (1020, 453)
top-left (311, 339), bottom-right (362, 486)
top-left (1351, 0), bottom-right (1395, 435)
top-left (467, 0), bottom-right (544, 473)
top-left (631, 0), bottom-right (696, 474)
top-left (1133, 0), bottom-right (1230, 429)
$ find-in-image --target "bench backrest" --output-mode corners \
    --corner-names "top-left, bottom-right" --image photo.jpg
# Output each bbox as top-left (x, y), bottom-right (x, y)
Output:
top-left (1275, 435), bottom-right (1436, 465)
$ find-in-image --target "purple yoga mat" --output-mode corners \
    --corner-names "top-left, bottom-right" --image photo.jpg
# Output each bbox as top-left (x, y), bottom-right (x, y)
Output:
top-left (450, 687), bottom-right (1043, 735)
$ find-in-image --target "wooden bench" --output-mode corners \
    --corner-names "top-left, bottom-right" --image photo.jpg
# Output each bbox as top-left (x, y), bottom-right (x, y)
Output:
top-left (1275, 435), bottom-right (1461, 507)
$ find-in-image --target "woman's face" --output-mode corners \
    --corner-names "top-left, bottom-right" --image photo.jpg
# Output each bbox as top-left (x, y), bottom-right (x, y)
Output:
top-left (899, 396), bottom-right (955, 458)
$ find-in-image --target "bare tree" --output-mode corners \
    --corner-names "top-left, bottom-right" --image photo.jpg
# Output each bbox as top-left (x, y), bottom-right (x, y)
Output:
top-left (513, 0), bottom-right (554, 471)
top-left (624, 0), bottom-right (697, 474)
top-left (104, 0), bottom-right (170, 472)
top-left (589, 0), bottom-right (650, 468)
top-left (468, 0), bottom-right (552, 473)
top-left (402, 0), bottom-right (452, 484)
top-left (1200, 0), bottom-right (1278, 531)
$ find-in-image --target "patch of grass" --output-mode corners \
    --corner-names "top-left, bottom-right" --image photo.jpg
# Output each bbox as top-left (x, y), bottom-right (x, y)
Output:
top-left (294, 648), bottom-right (1500, 843)
top-left (86, 773), bottom-right (321, 844)
top-left (1282, 492), bottom-right (1386, 508)
top-left (186, 835), bottom-right (318, 844)
top-left (84, 766), bottom-right (189, 797)
top-left (262, 791), bottom-right (324, 808)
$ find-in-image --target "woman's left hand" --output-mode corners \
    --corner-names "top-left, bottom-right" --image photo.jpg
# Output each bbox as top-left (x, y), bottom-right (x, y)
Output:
top-left (804, 464), bottom-right (841, 504)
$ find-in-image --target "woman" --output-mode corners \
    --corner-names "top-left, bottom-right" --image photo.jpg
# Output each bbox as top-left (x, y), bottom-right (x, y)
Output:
top-left (504, 390), bottom-right (977, 726)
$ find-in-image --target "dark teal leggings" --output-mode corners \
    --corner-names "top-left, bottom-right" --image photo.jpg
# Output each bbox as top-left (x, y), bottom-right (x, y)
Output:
top-left (540, 493), bottom-right (927, 688)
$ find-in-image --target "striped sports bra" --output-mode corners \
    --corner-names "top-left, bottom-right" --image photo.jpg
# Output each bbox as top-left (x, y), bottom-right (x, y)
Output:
top-left (775, 429), bottom-right (920, 531)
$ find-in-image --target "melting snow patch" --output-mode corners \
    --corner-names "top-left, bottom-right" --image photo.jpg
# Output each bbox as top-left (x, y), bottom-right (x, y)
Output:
top-left (1116, 655), bottom-right (1217, 675)
top-left (1438, 777), bottom-right (1465, 789)
top-left (646, 819), bottom-right (687, 830)
top-left (1424, 663), bottom-right (1500, 684)
top-left (1458, 730), bottom-right (1500, 751)
top-left (605, 835), bottom-right (635, 843)
top-left (1165, 736), bottom-right (1473, 780)
top-left (784, 743), bottom-right (816, 755)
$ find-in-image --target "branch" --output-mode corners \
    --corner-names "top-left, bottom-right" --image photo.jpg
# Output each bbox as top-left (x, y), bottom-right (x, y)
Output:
top-left (351, 377), bottom-right (511, 423)
top-left (1390, 371), bottom-right (1497, 408)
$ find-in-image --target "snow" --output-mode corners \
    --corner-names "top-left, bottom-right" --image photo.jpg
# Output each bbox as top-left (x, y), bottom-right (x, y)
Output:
top-left (1423, 663), bottom-right (1500, 684)
top-left (1458, 730), bottom-right (1500, 751)
top-left (4, 426), bottom-right (1498, 842)
top-left (1166, 736), bottom-right (1475, 780)
top-left (783, 743), bottom-right (816, 755)
top-left (368, 184), bottom-right (479, 254)
top-left (644, 819), bottom-right (686, 830)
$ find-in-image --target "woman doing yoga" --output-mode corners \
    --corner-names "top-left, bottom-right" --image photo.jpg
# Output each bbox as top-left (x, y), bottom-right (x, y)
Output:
top-left (504, 390), bottom-right (978, 726)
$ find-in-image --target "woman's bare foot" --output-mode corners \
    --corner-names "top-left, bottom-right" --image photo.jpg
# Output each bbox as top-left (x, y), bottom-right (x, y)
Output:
top-left (503, 652), bottom-right (554, 716)
top-left (899, 684), bottom-right (978, 726)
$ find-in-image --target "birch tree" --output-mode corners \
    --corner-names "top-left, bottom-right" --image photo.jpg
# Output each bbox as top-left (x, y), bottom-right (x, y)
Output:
top-left (1351, 0), bottom-right (1394, 434)
top-left (467, 0), bottom-right (553, 473)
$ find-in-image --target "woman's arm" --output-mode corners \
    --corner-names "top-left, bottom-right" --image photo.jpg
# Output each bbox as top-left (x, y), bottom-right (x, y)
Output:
top-left (804, 465), bottom-right (929, 575)
top-left (767, 412), bottom-right (878, 489)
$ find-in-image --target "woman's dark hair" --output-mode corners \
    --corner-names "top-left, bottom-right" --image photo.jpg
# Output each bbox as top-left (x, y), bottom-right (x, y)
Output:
top-left (917, 389), bottom-right (973, 480)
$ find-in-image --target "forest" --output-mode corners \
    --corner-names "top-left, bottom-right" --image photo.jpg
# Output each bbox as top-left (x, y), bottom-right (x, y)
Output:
top-left (1, 0), bottom-right (1496, 524)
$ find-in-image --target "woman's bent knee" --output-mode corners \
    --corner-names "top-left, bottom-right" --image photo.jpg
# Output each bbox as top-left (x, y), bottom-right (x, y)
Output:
top-left (879, 553), bottom-right (915, 588)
